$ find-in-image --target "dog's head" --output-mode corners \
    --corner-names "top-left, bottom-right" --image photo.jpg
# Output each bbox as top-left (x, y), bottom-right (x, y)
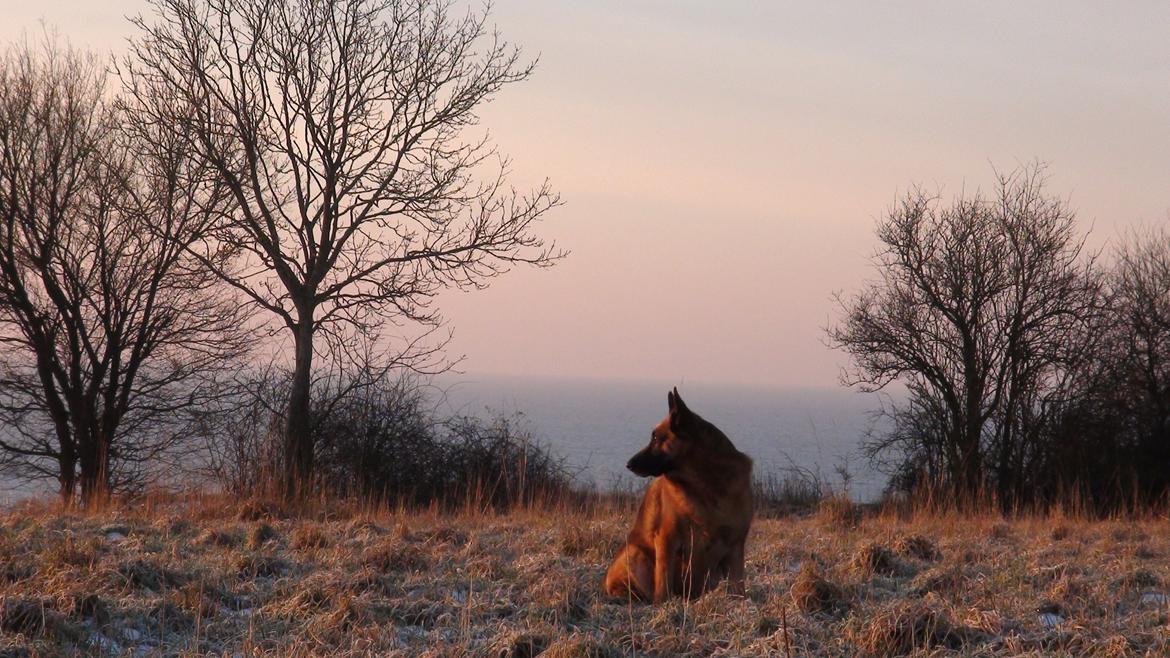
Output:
top-left (626, 387), bottom-right (701, 478)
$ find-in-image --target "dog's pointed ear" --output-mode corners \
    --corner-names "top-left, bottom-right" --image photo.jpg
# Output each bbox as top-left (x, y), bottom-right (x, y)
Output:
top-left (669, 387), bottom-right (691, 430)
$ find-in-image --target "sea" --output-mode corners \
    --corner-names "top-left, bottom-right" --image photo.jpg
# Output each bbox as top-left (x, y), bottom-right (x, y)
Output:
top-left (0, 374), bottom-right (892, 505)
top-left (435, 374), bottom-right (890, 501)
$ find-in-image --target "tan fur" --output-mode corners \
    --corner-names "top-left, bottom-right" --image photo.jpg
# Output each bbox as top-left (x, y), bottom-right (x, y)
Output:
top-left (603, 389), bottom-right (753, 602)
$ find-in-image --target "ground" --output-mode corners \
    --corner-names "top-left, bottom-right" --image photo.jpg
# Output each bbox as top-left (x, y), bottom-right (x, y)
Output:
top-left (1, 496), bottom-right (1169, 657)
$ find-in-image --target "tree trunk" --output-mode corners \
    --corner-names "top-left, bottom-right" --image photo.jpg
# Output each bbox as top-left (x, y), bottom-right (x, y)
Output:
top-left (34, 342), bottom-right (77, 505)
top-left (58, 449), bottom-right (76, 506)
top-left (959, 418), bottom-right (984, 504)
top-left (77, 428), bottom-right (110, 509)
top-left (996, 416), bottom-right (1015, 509)
top-left (960, 335), bottom-right (985, 505)
top-left (284, 317), bottom-right (315, 500)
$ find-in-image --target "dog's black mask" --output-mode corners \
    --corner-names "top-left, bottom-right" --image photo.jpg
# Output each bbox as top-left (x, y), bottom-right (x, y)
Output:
top-left (626, 447), bottom-right (675, 478)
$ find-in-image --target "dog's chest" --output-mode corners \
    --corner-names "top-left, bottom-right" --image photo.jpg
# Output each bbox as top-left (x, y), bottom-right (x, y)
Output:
top-left (669, 492), bottom-right (741, 547)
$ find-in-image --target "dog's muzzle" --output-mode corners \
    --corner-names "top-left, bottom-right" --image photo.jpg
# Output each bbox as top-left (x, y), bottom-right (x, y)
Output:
top-left (626, 450), bottom-right (674, 477)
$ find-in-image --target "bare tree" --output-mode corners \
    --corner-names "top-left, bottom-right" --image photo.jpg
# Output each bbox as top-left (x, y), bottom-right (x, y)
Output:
top-left (1017, 227), bottom-right (1170, 510)
top-left (1110, 228), bottom-right (1170, 442)
top-left (829, 166), bottom-right (1099, 505)
top-left (0, 36), bottom-right (249, 507)
top-left (124, 0), bottom-right (563, 499)
top-left (981, 172), bottom-right (1103, 503)
top-left (1093, 228), bottom-right (1170, 494)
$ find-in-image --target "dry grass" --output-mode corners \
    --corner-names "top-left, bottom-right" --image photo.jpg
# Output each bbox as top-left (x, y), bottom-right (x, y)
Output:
top-left (2, 496), bottom-right (1170, 656)
top-left (850, 542), bottom-right (901, 577)
top-left (893, 535), bottom-right (941, 562)
top-left (790, 561), bottom-right (848, 615)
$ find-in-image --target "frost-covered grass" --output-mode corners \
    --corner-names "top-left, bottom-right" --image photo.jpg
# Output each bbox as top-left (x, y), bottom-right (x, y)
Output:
top-left (2, 494), bottom-right (1170, 656)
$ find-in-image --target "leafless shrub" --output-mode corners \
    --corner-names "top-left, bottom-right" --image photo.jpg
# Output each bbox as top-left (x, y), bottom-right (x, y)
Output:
top-left (200, 368), bottom-right (581, 511)
top-left (753, 463), bottom-right (826, 516)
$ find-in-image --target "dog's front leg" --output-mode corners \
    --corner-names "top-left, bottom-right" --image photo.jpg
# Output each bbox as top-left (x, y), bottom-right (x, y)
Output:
top-left (653, 533), bottom-right (677, 603)
top-left (726, 540), bottom-right (746, 596)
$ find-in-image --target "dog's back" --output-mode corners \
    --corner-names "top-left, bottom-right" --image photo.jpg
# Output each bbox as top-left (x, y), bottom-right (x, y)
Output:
top-left (605, 389), bottom-right (753, 601)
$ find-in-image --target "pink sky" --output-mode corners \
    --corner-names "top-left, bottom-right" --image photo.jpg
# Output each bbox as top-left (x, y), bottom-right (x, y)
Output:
top-left (6, 1), bottom-right (1169, 387)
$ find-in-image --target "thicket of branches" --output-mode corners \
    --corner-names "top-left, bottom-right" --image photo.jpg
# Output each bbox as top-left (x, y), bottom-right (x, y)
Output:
top-left (832, 165), bottom-right (1170, 512)
top-left (196, 368), bottom-right (577, 509)
top-left (0, 0), bottom-right (562, 507)
top-left (124, 0), bottom-right (563, 500)
top-left (0, 37), bottom-right (248, 507)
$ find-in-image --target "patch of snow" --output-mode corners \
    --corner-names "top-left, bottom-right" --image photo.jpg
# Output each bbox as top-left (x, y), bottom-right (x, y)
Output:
top-left (1037, 612), bottom-right (1064, 627)
top-left (105, 531), bottom-right (127, 542)
top-left (99, 523), bottom-right (131, 537)
top-left (1140, 592), bottom-right (1170, 607)
top-left (397, 625), bottom-right (428, 644)
top-left (88, 633), bottom-right (122, 655)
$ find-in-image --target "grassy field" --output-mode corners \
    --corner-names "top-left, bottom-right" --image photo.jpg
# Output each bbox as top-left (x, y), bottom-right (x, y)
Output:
top-left (2, 495), bottom-right (1170, 657)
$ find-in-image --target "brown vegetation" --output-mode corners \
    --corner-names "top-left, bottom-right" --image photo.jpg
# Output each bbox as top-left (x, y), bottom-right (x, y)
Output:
top-left (3, 496), bottom-right (1170, 656)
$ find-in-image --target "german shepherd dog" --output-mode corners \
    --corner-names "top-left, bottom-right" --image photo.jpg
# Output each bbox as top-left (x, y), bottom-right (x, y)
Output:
top-left (604, 388), bottom-right (753, 602)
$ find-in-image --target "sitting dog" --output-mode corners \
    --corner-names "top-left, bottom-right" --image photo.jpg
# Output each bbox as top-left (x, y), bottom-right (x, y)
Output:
top-left (604, 388), bottom-right (754, 602)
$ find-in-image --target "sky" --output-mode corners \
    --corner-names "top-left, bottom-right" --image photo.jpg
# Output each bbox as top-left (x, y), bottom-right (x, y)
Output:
top-left (4, 1), bottom-right (1169, 388)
